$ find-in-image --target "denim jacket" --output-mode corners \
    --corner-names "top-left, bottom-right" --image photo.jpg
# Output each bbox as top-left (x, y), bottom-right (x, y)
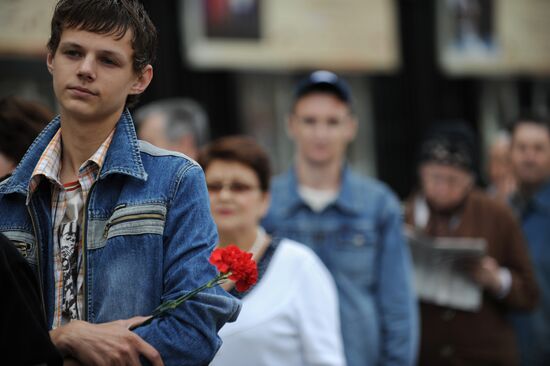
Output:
top-left (0, 110), bottom-right (241, 366)
top-left (510, 182), bottom-right (550, 365)
top-left (262, 166), bottom-right (418, 366)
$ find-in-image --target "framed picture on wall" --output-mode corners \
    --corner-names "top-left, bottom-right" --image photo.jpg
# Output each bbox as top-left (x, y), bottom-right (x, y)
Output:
top-left (204, 0), bottom-right (261, 40)
top-left (438, 0), bottom-right (550, 75)
top-left (180, 0), bottom-right (400, 72)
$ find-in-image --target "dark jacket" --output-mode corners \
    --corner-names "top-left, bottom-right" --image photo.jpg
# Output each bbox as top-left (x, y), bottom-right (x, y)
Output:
top-left (1, 233), bottom-right (62, 365)
top-left (405, 189), bottom-right (538, 366)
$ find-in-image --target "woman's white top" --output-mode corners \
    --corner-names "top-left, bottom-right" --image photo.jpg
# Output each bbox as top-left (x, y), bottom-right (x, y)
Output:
top-left (210, 239), bottom-right (346, 366)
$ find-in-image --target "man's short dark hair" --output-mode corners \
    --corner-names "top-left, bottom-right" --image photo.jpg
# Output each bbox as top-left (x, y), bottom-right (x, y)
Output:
top-left (197, 136), bottom-right (271, 192)
top-left (0, 96), bottom-right (53, 165)
top-left (509, 112), bottom-right (550, 138)
top-left (47, 0), bottom-right (158, 108)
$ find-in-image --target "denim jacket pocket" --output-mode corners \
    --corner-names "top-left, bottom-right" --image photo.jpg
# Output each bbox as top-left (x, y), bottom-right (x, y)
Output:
top-left (332, 229), bottom-right (377, 286)
top-left (87, 203), bottom-right (167, 250)
top-left (2, 229), bottom-right (38, 265)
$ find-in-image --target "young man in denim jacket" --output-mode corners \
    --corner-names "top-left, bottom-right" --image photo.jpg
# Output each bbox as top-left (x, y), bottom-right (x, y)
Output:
top-left (0, 1), bottom-right (240, 365)
top-left (263, 71), bottom-right (419, 366)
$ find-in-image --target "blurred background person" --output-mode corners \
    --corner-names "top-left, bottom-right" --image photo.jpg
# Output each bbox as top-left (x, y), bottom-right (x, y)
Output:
top-left (486, 130), bottom-right (516, 202)
top-left (0, 96), bottom-right (53, 178)
top-left (404, 121), bottom-right (538, 366)
top-left (508, 114), bottom-right (550, 366)
top-left (198, 136), bottom-right (345, 366)
top-left (262, 71), bottom-right (418, 366)
top-left (134, 98), bottom-right (210, 160)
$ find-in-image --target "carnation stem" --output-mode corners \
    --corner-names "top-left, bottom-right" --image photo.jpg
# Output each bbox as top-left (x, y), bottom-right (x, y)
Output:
top-left (130, 272), bottom-right (230, 330)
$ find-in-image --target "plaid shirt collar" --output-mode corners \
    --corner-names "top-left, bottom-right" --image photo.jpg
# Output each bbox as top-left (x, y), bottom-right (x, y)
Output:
top-left (27, 129), bottom-right (115, 204)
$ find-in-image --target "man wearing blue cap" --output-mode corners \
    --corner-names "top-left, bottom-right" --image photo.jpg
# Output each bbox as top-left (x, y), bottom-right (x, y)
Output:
top-left (263, 70), bottom-right (419, 366)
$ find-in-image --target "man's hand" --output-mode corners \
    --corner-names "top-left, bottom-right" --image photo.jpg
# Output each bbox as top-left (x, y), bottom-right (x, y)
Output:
top-left (469, 256), bottom-right (503, 295)
top-left (50, 316), bottom-right (163, 366)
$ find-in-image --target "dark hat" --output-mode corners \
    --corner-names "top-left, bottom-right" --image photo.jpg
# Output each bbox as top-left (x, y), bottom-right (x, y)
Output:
top-left (293, 70), bottom-right (351, 104)
top-left (419, 121), bottom-right (477, 173)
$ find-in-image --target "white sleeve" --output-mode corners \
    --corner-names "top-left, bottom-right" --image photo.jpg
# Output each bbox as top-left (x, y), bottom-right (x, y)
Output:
top-left (295, 250), bottom-right (346, 366)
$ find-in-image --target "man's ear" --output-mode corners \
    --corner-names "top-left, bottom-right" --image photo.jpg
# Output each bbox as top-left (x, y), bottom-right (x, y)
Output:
top-left (129, 65), bottom-right (153, 95)
top-left (46, 53), bottom-right (54, 74)
top-left (346, 115), bottom-right (359, 142)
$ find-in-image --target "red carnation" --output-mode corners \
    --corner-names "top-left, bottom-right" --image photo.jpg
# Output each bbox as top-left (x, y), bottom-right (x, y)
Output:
top-left (210, 245), bottom-right (258, 292)
top-left (133, 244), bottom-right (258, 330)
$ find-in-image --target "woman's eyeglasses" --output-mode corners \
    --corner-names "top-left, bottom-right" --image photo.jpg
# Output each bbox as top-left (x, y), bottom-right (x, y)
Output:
top-left (207, 181), bottom-right (258, 194)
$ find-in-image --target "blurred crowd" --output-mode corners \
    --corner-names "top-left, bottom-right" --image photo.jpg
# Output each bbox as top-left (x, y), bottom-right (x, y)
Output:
top-left (2, 68), bottom-right (550, 366)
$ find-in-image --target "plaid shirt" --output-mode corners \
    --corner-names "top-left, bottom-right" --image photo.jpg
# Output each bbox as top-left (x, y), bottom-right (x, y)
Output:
top-left (28, 129), bottom-right (114, 328)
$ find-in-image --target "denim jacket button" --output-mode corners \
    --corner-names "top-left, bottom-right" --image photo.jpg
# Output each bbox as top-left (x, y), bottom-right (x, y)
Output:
top-left (353, 234), bottom-right (366, 247)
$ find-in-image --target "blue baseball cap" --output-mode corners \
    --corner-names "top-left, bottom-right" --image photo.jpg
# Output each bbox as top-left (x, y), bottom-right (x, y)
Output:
top-left (293, 70), bottom-right (352, 105)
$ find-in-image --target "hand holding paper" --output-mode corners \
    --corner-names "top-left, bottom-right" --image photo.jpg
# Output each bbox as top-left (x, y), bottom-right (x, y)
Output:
top-left (469, 256), bottom-right (504, 295)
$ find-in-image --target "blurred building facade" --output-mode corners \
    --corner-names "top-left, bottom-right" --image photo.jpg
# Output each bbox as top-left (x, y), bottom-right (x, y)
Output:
top-left (1, 0), bottom-right (550, 198)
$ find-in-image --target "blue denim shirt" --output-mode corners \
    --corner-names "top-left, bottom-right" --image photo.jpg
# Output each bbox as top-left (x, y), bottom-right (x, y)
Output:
top-left (510, 182), bottom-right (550, 365)
top-left (262, 166), bottom-right (418, 366)
top-left (0, 110), bottom-right (241, 366)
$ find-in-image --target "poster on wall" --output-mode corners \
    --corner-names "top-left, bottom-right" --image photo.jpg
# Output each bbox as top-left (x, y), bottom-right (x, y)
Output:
top-left (180, 0), bottom-right (400, 72)
top-left (438, 0), bottom-right (550, 75)
top-left (0, 0), bottom-right (57, 56)
top-left (204, 0), bottom-right (261, 40)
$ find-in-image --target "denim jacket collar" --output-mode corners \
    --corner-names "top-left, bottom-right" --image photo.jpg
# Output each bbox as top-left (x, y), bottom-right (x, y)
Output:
top-left (277, 164), bottom-right (363, 217)
top-left (99, 109), bottom-right (147, 181)
top-left (0, 109), bottom-right (147, 197)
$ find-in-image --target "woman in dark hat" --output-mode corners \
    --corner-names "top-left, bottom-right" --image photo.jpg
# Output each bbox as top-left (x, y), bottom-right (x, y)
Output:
top-left (404, 121), bottom-right (538, 366)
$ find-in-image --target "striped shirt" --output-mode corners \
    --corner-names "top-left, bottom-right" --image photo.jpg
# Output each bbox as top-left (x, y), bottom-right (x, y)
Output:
top-left (28, 129), bottom-right (114, 328)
